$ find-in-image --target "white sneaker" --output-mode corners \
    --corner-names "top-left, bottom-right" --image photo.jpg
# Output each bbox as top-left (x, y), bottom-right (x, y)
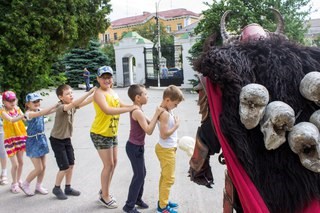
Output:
top-left (36, 184), bottom-right (49, 195)
top-left (20, 181), bottom-right (35, 196)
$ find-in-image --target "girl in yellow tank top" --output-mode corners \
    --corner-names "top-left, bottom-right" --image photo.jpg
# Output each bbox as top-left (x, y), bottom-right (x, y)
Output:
top-left (91, 93), bottom-right (120, 137)
top-left (90, 66), bottom-right (138, 208)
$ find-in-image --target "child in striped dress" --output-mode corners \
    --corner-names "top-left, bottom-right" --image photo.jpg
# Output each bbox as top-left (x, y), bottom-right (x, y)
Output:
top-left (1, 91), bottom-right (27, 193)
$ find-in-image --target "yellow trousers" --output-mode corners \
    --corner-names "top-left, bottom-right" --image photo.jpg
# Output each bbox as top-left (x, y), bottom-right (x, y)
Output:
top-left (155, 143), bottom-right (177, 209)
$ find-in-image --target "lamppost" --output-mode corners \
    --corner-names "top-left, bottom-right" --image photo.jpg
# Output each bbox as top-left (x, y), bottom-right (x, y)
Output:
top-left (155, 0), bottom-right (162, 87)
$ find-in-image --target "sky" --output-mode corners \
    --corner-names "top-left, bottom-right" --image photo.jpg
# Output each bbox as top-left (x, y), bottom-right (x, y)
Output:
top-left (108, 0), bottom-right (320, 21)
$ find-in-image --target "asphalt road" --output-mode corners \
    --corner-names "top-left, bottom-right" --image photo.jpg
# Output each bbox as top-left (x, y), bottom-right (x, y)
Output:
top-left (0, 87), bottom-right (225, 213)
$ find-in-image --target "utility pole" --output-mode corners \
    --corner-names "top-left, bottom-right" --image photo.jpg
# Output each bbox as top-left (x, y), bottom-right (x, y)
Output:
top-left (156, 0), bottom-right (162, 87)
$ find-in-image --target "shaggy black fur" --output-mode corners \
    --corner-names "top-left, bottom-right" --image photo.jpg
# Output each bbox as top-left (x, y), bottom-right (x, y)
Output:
top-left (194, 37), bottom-right (320, 213)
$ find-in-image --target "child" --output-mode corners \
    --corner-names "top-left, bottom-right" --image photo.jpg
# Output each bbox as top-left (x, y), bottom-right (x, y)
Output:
top-left (19, 93), bottom-right (58, 196)
top-left (50, 84), bottom-right (96, 200)
top-left (155, 85), bottom-right (184, 213)
top-left (123, 84), bottom-right (164, 213)
top-left (0, 116), bottom-right (8, 185)
top-left (1, 91), bottom-right (27, 193)
top-left (90, 66), bottom-right (138, 209)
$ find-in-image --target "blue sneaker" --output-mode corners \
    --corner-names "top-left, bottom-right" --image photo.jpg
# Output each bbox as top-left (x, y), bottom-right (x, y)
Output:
top-left (157, 202), bottom-right (178, 213)
top-left (168, 201), bottom-right (178, 209)
top-left (157, 205), bottom-right (178, 213)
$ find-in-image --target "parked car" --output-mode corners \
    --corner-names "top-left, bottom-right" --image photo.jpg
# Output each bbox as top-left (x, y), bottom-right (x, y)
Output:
top-left (168, 67), bottom-right (182, 78)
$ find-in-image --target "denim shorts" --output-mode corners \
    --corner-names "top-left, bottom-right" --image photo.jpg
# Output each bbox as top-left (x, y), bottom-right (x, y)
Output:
top-left (90, 132), bottom-right (118, 150)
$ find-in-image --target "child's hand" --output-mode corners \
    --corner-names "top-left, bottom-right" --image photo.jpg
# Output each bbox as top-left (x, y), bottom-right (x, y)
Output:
top-left (88, 86), bottom-right (97, 94)
top-left (174, 115), bottom-right (180, 128)
top-left (156, 106), bottom-right (165, 116)
top-left (131, 105), bottom-right (139, 111)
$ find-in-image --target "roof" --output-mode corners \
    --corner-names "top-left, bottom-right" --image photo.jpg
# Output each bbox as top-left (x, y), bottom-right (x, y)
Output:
top-left (157, 8), bottom-right (199, 19)
top-left (112, 12), bottom-right (153, 28)
top-left (122, 31), bottom-right (153, 44)
top-left (111, 8), bottom-right (200, 28)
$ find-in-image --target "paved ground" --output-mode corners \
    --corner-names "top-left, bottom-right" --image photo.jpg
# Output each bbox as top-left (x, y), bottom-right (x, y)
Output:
top-left (0, 87), bottom-right (226, 213)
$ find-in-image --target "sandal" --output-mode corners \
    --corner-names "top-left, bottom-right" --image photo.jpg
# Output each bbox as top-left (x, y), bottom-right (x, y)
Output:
top-left (0, 175), bottom-right (8, 185)
top-left (11, 183), bottom-right (20, 194)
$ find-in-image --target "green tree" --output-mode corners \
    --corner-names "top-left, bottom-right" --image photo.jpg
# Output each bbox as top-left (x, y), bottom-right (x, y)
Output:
top-left (0, 0), bottom-right (111, 103)
top-left (61, 40), bottom-right (110, 88)
top-left (132, 21), bottom-right (174, 48)
top-left (190, 0), bottom-right (311, 59)
top-left (101, 43), bottom-right (116, 70)
top-left (133, 21), bottom-right (175, 68)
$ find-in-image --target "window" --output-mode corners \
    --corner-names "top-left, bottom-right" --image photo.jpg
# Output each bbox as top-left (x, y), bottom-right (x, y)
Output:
top-left (177, 23), bottom-right (182, 31)
top-left (104, 34), bottom-right (110, 43)
top-left (166, 25), bottom-right (171, 33)
top-left (114, 33), bottom-right (118, 41)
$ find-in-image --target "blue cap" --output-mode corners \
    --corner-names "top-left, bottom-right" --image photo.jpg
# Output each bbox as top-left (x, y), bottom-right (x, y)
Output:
top-left (97, 66), bottom-right (113, 77)
top-left (26, 93), bottom-right (42, 102)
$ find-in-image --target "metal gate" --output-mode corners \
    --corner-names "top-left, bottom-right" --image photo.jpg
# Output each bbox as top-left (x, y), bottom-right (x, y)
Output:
top-left (122, 57), bottom-right (130, 87)
top-left (144, 45), bottom-right (183, 87)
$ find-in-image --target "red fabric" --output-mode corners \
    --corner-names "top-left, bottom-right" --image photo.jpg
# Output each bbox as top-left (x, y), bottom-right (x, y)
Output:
top-left (300, 200), bottom-right (320, 213)
top-left (206, 79), bottom-right (320, 212)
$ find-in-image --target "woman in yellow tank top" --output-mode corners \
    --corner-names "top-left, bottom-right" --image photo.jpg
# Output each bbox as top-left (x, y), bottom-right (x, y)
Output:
top-left (90, 66), bottom-right (138, 209)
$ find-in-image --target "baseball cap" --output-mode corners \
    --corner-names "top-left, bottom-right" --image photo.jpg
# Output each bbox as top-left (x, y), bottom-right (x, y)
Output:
top-left (2, 91), bottom-right (16, 102)
top-left (97, 66), bottom-right (113, 77)
top-left (26, 93), bottom-right (42, 102)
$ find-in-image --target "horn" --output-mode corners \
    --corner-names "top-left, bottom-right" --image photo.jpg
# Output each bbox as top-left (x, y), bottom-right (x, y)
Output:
top-left (220, 10), bottom-right (231, 43)
top-left (270, 8), bottom-right (284, 34)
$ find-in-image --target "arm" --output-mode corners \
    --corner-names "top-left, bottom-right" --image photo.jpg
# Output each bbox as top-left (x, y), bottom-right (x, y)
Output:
top-left (158, 112), bottom-right (180, 139)
top-left (78, 93), bottom-right (94, 108)
top-left (94, 89), bottom-right (138, 115)
top-left (1, 110), bottom-right (24, 123)
top-left (119, 99), bottom-right (133, 107)
top-left (133, 106), bottom-right (164, 135)
top-left (25, 103), bottom-right (59, 119)
top-left (63, 87), bottom-right (96, 111)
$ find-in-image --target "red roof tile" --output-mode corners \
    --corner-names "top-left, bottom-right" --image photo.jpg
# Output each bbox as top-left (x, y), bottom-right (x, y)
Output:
top-left (158, 8), bottom-right (199, 19)
top-left (112, 12), bottom-right (152, 28)
top-left (111, 8), bottom-right (200, 28)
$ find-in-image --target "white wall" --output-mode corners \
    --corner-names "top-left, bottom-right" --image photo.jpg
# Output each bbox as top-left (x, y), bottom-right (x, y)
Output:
top-left (174, 35), bottom-right (198, 88)
top-left (114, 35), bottom-right (153, 87)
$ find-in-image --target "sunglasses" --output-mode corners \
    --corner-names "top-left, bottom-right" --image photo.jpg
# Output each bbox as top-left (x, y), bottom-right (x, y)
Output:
top-left (7, 99), bottom-right (16, 103)
top-left (32, 100), bottom-right (41, 104)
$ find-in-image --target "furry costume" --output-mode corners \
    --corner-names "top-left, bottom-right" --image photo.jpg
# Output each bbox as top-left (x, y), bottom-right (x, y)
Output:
top-left (194, 36), bottom-right (320, 212)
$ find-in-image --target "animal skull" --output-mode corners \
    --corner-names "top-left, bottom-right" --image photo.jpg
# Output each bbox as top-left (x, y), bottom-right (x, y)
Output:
top-left (300, 71), bottom-right (320, 106)
top-left (239, 83), bottom-right (269, 129)
top-left (310, 110), bottom-right (320, 130)
top-left (260, 101), bottom-right (295, 150)
top-left (288, 122), bottom-right (320, 173)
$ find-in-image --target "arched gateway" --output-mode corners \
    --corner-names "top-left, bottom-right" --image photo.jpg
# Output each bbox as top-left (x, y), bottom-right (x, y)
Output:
top-left (114, 32), bottom-right (186, 87)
